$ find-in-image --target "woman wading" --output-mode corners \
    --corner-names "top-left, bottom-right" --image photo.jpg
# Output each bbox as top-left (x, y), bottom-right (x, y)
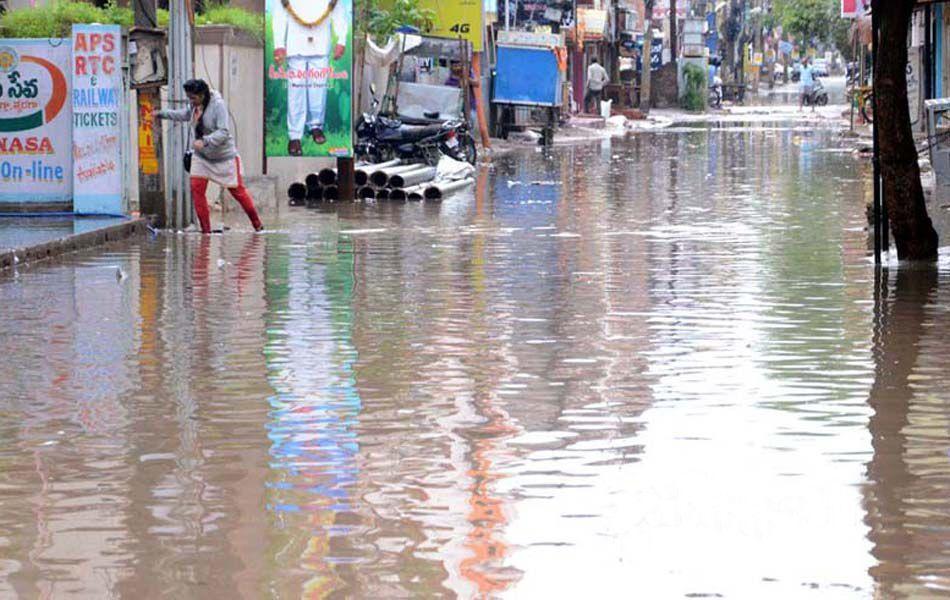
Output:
top-left (156, 79), bottom-right (263, 233)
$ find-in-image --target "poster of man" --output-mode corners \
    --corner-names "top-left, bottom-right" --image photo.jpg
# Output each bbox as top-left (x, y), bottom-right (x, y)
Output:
top-left (266, 0), bottom-right (353, 157)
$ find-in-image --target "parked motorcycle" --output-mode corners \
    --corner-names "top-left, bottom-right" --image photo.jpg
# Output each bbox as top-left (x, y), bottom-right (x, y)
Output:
top-left (355, 85), bottom-right (477, 165)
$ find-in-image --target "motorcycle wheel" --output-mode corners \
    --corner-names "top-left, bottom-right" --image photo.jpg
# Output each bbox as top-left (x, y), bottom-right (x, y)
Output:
top-left (444, 133), bottom-right (477, 165)
top-left (707, 91), bottom-right (721, 108)
top-left (816, 94), bottom-right (828, 107)
top-left (360, 145), bottom-right (394, 164)
top-left (420, 145), bottom-right (442, 166)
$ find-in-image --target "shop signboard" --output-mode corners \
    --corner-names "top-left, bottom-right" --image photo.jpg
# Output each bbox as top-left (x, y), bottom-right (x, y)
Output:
top-left (841, 0), bottom-right (870, 18)
top-left (0, 39), bottom-right (71, 206)
top-left (71, 24), bottom-right (123, 214)
top-left (419, 0), bottom-right (484, 52)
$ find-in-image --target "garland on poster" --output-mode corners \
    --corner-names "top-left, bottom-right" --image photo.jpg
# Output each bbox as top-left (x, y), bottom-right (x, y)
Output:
top-left (0, 41), bottom-right (71, 204)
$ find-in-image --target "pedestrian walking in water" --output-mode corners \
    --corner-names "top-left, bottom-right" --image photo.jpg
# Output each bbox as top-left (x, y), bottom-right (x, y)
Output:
top-left (799, 58), bottom-right (816, 113)
top-left (156, 79), bottom-right (264, 233)
top-left (585, 58), bottom-right (609, 114)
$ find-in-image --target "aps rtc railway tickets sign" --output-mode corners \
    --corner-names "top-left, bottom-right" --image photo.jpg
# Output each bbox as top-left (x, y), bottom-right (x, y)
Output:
top-left (71, 25), bottom-right (123, 214)
top-left (0, 40), bottom-right (71, 206)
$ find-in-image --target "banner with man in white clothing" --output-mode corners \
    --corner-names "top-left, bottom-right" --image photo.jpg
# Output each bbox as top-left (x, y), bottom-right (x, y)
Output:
top-left (266, 0), bottom-right (353, 158)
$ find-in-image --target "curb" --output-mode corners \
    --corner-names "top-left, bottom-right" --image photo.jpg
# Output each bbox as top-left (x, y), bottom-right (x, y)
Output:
top-left (0, 218), bottom-right (149, 271)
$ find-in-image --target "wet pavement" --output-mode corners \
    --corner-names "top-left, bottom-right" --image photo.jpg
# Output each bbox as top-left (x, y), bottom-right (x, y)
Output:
top-left (0, 216), bottom-right (130, 251)
top-left (3, 118), bottom-right (950, 599)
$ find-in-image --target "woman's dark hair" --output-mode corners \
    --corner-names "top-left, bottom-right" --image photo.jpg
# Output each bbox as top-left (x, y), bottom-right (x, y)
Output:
top-left (183, 79), bottom-right (211, 138)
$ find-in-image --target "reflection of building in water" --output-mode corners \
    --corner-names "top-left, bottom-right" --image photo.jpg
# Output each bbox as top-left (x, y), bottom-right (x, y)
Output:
top-left (264, 232), bottom-right (360, 598)
top-left (0, 250), bottom-right (141, 597)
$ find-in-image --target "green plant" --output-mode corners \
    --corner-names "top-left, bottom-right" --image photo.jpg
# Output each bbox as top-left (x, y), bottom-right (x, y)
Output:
top-left (357, 0), bottom-right (433, 44)
top-left (0, 1), bottom-right (252, 39)
top-left (0, 0), bottom-right (132, 38)
top-left (681, 63), bottom-right (706, 112)
top-left (196, 4), bottom-right (263, 39)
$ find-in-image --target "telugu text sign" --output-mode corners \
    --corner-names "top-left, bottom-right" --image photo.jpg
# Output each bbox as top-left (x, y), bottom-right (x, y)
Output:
top-left (72, 24), bottom-right (123, 214)
top-left (0, 40), bottom-right (72, 205)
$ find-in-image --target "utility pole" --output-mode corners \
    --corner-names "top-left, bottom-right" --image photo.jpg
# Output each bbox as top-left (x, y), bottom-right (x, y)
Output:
top-left (640, 0), bottom-right (654, 112)
top-left (166, 0), bottom-right (194, 230)
top-left (670, 0), bottom-right (678, 59)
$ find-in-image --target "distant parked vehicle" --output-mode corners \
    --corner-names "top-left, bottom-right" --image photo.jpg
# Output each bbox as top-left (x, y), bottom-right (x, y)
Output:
top-left (813, 59), bottom-right (829, 77)
top-left (802, 77), bottom-right (829, 107)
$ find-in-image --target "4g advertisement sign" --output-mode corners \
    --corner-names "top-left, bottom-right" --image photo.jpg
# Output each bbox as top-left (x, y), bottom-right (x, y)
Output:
top-left (418, 0), bottom-right (483, 52)
top-left (0, 40), bottom-right (71, 205)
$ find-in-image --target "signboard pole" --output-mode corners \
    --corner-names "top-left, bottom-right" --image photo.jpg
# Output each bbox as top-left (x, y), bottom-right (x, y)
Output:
top-left (136, 88), bottom-right (165, 224)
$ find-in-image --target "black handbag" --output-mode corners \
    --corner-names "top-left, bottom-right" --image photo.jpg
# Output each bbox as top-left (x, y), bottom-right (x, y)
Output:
top-left (183, 150), bottom-right (192, 172)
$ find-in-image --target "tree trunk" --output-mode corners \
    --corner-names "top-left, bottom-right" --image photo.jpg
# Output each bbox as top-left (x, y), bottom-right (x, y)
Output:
top-left (875, 0), bottom-right (938, 261)
top-left (640, 15), bottom-right (653, 113)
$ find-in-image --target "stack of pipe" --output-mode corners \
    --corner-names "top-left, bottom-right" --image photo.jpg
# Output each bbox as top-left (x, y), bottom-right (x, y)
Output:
top-left (287, 160), bottom-right (472, 205)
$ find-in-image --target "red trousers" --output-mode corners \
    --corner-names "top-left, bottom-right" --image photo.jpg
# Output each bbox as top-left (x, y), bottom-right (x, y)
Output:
top-left (189, 159), bottom-right (262, 233)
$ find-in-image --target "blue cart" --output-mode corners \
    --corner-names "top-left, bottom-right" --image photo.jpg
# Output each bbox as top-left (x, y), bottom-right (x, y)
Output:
top-left (492, 44), bottom-right (562, 145)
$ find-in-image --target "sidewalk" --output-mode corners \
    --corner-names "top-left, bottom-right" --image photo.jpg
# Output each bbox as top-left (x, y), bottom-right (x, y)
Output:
top-left (0, 215), bottom-right (148, 271)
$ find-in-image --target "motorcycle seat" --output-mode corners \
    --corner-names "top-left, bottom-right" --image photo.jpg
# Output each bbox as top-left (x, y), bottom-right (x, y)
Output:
top-left (380, 123), bottom-right (445, 142)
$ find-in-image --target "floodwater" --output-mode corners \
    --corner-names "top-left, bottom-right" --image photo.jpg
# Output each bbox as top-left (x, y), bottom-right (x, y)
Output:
top-left (2, 121), bottom-right (950, 599)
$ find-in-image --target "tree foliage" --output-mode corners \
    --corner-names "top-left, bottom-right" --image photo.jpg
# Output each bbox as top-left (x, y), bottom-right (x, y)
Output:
top-left (356, 0), bottom-right (433, 43)
top-left (773, 0), bottom-right (846, 47)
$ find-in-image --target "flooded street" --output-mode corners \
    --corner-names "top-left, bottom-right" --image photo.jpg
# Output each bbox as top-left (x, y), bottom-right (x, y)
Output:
top-left (4, 120), bottom-right (950, 599)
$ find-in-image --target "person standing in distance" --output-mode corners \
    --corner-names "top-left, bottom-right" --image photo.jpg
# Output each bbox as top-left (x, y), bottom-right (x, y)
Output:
top-left (585, 57), bottom-right (609, 114)
top-left (272, 0), bottom-right (348, 156)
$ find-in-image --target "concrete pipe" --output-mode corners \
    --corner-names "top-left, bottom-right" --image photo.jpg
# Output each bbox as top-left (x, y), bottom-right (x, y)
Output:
top-left (323, 185), bottom-right (340, 201)
top-left (401, 184), bottom-right (427, 201)
top-left (376, 188), bottom-right (391, 200)
top-left (304, 173), bottom-right (320, 188)
top-left (370, 163), bottom-right (425, 187)
top-left (318, 168), bottom-right (338, 186)
top-left (358, 186), bottom-right (377, 200)
top-left (306, 183), bottom-right (323, 203)
top-left (389, 166), bottom-right (437, 189)
top-left (288, 182), bottom-right (307, 205)
top-left (424, 178), bottom-right (474, 201)
top-left (389, 188), bottom-right (408, 201)
top-left (356, 158), bottom-right (400, 185)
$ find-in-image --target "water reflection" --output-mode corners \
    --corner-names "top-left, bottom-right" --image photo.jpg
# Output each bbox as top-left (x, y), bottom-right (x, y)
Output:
top-left (866, 267), bottom-right (950, 598)
top-left (264, 231), bottom-right (361, 598)
top-left (3, 124), bottom-right (950, 598)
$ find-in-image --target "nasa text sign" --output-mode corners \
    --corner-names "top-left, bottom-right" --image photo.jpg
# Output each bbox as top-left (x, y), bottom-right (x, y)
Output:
top-left (0, 40), bottom-right (72, 206)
